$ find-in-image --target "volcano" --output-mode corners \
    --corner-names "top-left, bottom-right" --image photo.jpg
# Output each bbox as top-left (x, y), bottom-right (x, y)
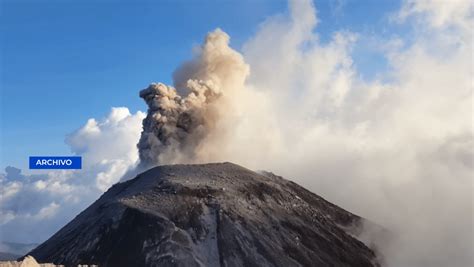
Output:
top-left (27, 163), bottom-right (379, 267)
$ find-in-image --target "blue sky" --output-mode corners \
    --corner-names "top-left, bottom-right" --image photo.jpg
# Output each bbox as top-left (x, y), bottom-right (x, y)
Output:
top-left (1, 0), bottom-right (404, 170)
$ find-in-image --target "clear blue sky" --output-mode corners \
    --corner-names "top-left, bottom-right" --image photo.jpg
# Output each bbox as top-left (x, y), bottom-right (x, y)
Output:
top-left (1, 0), bottom-right (403, 170)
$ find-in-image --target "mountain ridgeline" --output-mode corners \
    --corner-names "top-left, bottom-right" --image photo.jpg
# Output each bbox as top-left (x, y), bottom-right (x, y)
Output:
top-left (27, 163), bottom-right (380, 267)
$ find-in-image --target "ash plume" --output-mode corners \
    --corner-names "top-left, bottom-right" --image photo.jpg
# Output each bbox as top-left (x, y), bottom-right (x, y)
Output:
top-left (135, 1), bottom-right (473, 266)
top-left (137, 29), bottom-right (249, 167)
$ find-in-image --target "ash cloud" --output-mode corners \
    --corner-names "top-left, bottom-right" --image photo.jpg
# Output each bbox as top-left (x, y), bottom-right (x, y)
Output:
top-left (135, 0), bottom-right (473, 266)
top-left (137, 29), bottom-right (249, 167)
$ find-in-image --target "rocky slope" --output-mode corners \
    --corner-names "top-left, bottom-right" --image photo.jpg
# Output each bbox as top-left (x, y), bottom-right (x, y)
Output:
top-left (27, 162), bottom-right (379, 267)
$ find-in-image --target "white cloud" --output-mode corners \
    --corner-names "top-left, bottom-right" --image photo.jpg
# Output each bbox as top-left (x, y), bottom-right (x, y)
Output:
top-left (133, 0), bottom-right (472, 266)
top-left (66, 107), bottom-right (145, 191)
top-left (0, 211), bottom-right (15, 225)
top-left (0, 108), bottom-right (144, 243)
top-left (233, 1), bottom-right (473, 266)
top-left (397, 0), bottom-right (473, 30)
top-left (32, 202), bottom-right (60, 220)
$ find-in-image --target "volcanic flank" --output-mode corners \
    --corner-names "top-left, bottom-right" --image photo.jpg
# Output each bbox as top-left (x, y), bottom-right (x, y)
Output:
top-left (27, 162), bottom-right (379, 267)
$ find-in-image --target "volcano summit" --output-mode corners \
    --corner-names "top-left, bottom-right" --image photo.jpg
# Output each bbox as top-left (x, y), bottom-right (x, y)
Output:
top-left (27, 163), bottom-right (379, 267)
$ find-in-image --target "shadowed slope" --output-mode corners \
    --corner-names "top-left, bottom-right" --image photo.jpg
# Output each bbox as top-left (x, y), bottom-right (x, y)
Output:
top-left (28, 162), bottom-right (379, 267)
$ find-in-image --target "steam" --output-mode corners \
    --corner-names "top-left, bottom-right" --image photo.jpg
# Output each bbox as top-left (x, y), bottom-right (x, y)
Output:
top-left (136, 0), bottom-right (473, 266)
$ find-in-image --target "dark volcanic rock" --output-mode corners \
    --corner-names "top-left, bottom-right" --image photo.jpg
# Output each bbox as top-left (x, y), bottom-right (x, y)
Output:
top-left (28, 162), bottom-right (379, 267)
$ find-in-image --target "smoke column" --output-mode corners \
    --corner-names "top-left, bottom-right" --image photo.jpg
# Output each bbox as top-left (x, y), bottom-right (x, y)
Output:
top-left (137, 29), bottom-right (249, 167)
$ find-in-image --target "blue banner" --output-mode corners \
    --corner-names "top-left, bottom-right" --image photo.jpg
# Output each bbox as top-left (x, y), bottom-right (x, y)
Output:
top-left (29, 156), bottom-right (82, 169)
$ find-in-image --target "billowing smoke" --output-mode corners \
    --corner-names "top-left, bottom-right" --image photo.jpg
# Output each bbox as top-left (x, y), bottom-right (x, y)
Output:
top-left (137, 29), bottom-right (249, 167)
top-left (135, 0), bottom-right (473, 266)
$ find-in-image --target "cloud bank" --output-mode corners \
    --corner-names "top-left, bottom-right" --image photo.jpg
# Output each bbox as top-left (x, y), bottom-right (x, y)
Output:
top-left (0, 108), bottom-right (144, 243)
